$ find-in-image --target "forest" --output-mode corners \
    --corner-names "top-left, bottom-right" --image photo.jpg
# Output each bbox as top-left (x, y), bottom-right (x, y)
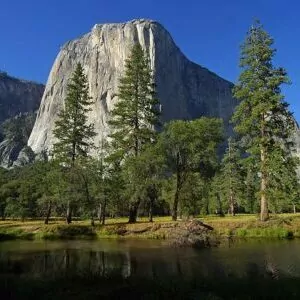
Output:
top-left (0, 21), bottom-right (299, 226)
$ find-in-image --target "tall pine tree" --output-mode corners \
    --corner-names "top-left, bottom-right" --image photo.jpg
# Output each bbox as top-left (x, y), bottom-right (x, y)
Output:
top-left (232, 21), bottom-right (295, 221)
top-left (108, 43), bottom-right (160, 223)
top-left (53, 63), bottom-right (96, 223)
top-left (218, 137), bottom-right (244, 216)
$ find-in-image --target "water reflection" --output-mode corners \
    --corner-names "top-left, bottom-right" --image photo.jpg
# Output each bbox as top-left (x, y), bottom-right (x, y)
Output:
top-left (1, 239), bottom-right (300, 280)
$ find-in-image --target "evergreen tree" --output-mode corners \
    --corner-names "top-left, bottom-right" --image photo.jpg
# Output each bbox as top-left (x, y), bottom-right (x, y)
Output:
top-left (123, 143), bottom-right (165, 222)
top-left (217, 138), bottom-right (244, 216)
top-left (232, 21), bottom-right (295, 221)
top-left (267, 148), bottom-right (299, 213)
top-left (108, 43), bottom-right (160, 223)
top-left (243, 158), bottom-right (260, 213)
top-left (0, 167), bottom-right (9, 219)
top-left (53, 63), bottom-right (96, 223)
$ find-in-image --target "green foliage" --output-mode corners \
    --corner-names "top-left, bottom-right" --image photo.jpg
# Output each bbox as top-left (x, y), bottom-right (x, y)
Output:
top-left (108, 43), bottom-right (160, 159)
top-left (123, 143), bottom-right (166, 221)
top-left (0, 113), bottom-right (36, 144)
top-left (107, 43), bottom-right (160, 223)
top-left (213, 138), bottom-right (245, 215)
top-left (235, 227), bottom-right (293, 239)
top-left (53, 63), bottom-right (96, 165)
top-left (232, 20), bottom-right (296, 221)
top-left (52, 63), bottom-right (96, 223)
top-left (0, 22), bottom-right (299, 225)
top-left (159, 117), bottom-right (223, 220)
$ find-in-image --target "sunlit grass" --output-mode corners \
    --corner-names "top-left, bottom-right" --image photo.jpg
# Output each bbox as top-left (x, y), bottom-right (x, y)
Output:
top-left (1, 213), bottom-right (300, 241)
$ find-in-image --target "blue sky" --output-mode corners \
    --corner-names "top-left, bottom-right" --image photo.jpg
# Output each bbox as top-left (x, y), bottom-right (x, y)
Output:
top-left (0, 0), bottom-right (299, 121)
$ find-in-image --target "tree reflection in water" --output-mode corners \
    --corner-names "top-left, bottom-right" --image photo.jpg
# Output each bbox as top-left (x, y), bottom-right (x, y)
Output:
top-left (1, 239), bottom-right (300, 281)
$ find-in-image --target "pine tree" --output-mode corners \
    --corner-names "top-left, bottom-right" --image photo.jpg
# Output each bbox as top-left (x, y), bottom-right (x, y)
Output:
top-left (232, 21), bottom-right (295, 221)
top-left (218, 138), bottom-right (244, 216)
top-left (53, 63), bottom-right (96, 223)
top-left (122, 143), bottom-right (165, 222)
top-left (108, 43), bottom-right (160, 223)
top-left (267, 148), bottom-right (299, 213)
top-left (243, 158), bottom-right (260, 213)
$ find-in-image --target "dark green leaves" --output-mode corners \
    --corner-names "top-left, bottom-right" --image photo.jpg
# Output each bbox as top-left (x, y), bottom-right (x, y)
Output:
top-left (53, 63), bottom-right (96, 166)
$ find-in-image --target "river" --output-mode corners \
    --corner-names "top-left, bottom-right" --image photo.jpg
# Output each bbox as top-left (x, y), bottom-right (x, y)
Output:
top-left (1, 239), bottom-right (300, 298)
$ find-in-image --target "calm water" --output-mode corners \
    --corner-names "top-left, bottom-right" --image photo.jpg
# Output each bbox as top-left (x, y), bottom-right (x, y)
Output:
top-left (1, 239), bottom-right (300, 280)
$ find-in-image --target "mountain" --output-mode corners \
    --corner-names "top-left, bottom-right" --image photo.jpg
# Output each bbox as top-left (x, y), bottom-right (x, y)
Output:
top-left (0, 71), bottom-right (44, 167)
top-left (28, 19), bottom-right (236, 154)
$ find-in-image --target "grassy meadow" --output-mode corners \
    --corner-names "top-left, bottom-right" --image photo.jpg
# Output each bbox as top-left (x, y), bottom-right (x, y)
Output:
top-left (1, 213), bottom-right (300, 242)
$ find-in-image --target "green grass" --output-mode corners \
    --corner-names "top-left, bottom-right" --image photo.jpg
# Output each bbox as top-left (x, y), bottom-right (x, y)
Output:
top-left (235, 227), bottom-right (294, 239)
top-left (1, 213), bottom-right (300, 242)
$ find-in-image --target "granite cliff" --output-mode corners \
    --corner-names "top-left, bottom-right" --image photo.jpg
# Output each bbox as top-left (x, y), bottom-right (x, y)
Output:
top-left (28, 19), bottom-right (236, 154)
top-left (0, 72), bottom-right (44, 167)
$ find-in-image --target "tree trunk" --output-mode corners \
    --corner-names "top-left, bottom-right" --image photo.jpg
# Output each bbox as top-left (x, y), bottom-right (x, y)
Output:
top-left (172, 167), bottom-right (182, 221)
top-left (216, 193), bottom-right (224, 217)
top-left (0, 207), bottom-right (5, 220)
top-left (98, 203), bottom-right (102, 223)
top-left (91, 215), bottom-right (95, 226)
top-left (228, 138), bottom-right (235, 217)
top-left (293, 203), bottom-right (296, 214)
top-left (149, 195), bottom-right (154, 222)
top-left (260, 147), bottom-right (269, 221)
top-left (172, 188), bottom-right (179, 221)
top-left (149, 202), bottom-right (153, 223)
top-left (44, 202), bottom-right (52, 225)
top-left (101, 199), bottom-right (107, 225)
top-left (205, 200), bottom-right (209, 215)
top-left (229, 190), bottom-right (235, 216)
top-left (66, 200), bottom-right (72, 224)
top-left (128, 200), bottom-right (140, 223)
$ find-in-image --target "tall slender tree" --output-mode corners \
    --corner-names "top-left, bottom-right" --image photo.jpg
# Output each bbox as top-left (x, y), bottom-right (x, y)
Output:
top-left (53, 63), bottom-right (96, 223)
top-left (217, 138), bottom-right (244, 216)
top-left (108, 43), bottom-right (160, 223)
top-left (232, 21), bottom-right (295, 221)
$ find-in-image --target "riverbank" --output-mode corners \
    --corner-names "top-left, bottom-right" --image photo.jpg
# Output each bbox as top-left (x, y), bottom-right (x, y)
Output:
top-left (0, 214), bottom-right (300, 243)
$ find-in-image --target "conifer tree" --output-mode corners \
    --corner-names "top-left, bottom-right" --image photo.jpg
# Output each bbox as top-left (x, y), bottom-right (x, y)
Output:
top-left (53, 63), bottom-right (96, 223)
top-left (108, 43), bottom-right (160, 223)
top-left (218, 138), bottom-right (244, 216)
top-left (232, 21), bottom-right (295, 221)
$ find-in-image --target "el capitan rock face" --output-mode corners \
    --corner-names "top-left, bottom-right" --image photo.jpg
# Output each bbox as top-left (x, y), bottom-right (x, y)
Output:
top-left (28, 19), bottom-right (236, 154)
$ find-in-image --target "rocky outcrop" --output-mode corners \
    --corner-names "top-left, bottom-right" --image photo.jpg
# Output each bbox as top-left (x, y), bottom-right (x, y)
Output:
top-left (28, 19), bottom-right (236, 154)
top-left (0, 71), bottom-right (44, 125)
top-left (0, 112), bottom-right (37, 168)
top-left (0, 71), bottom-right (44, 167)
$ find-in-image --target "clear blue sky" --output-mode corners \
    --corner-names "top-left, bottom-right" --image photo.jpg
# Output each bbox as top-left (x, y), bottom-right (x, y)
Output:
top-left (0, 0), bottom-right (299, 121)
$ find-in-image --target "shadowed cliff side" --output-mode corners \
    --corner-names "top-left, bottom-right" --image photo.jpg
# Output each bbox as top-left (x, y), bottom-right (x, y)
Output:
top-left (0, 71), bottom-right (44, 167)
